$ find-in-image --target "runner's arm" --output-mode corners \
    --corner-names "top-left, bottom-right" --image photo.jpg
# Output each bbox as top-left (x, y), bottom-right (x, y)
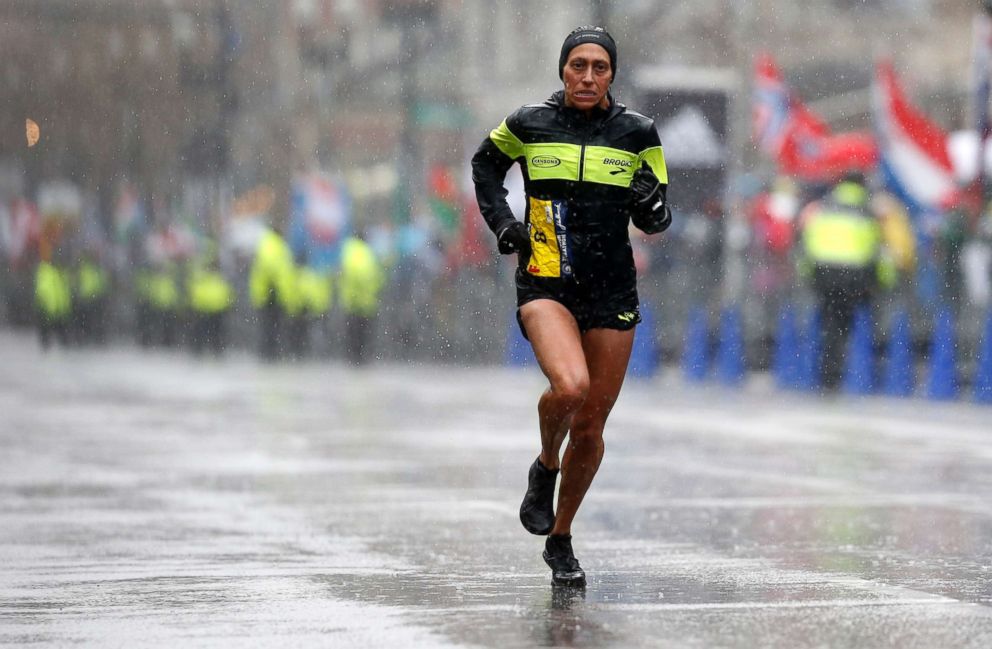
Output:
top-left (472, 116), bottom-right (525, 238)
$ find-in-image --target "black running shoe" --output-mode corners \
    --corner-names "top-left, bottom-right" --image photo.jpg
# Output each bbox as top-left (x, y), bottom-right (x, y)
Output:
top-left (520, 458), bottom-right (558, 535)
top-left (543, 534), bottom-right (586, 587)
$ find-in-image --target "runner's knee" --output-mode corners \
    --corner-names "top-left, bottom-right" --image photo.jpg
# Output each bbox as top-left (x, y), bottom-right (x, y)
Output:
top-left (551, 373), bottom-right (589, 409)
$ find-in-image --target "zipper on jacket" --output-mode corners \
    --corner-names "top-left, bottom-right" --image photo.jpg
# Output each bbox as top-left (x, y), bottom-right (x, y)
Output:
top-left (577, 120), bottom-right (602, 181)
top-left (578, 139), bottom-right (586, 181)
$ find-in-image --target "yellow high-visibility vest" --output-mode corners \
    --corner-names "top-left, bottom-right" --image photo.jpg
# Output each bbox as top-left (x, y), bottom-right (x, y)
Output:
top-left (188, 268), bottom-right (234, 314)
top-left (77, 261), bottom-right (108, 302)
top-left (298, 267), bottom-right (333, 316)
top-left (35, 262), bottom-right (72, 319)
top-left (338, 238), bottom-right (384, 317)
top-left (249, 228), bottom-right (296, 311)
top-left (802, 208), bottom-right (881, 268)
top-left (147, 271), bottom-right (180, 310)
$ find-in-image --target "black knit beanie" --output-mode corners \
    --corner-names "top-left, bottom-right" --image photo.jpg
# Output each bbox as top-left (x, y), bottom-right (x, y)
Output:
top-left (558, 26), bottom-right (617, 81)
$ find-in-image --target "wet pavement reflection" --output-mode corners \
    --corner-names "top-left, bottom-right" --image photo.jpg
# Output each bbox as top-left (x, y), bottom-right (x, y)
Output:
top-left (2, 330), bottom-right (992, 647)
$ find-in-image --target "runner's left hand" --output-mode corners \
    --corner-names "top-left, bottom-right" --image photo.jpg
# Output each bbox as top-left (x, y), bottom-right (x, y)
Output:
top-left (630, 162), bottom-right (662, 208)
top-left (630, 163), bottom-right (671, 234)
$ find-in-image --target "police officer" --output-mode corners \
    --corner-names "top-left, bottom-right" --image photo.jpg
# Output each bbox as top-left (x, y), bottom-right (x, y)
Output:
top-left (187, 248), bottom-right (234, 355)
top-left (338, 236), bottom-right (384, 365)
top-left (35, 257), bottom-right (72, 349)
top-left (249, 225), bottom-right (295, 360)
top-left (294, 264), bottom-right (333, 359)
top-left (799, 173), bottom-right (893, 389)
top-left (74, 251), bottom-right (110, 345)
top-left (147, 262), bottom-right (182, 347)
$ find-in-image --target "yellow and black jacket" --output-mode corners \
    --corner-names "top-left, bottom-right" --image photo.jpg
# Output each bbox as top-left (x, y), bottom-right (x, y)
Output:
top-left (472, 90), bottom-right (667, 289)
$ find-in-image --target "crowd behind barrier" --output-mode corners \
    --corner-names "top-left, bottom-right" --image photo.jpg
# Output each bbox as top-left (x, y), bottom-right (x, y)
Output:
top-left (2, 169), bottom-right (992, 407)
top-left (0, 213), bottom-right (516, 366)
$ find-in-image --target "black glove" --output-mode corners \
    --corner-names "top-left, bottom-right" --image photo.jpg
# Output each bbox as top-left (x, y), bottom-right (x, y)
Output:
top-left (629, 162), bottom-right (672, 234)
top-left (630, 162), bottom-right (662, 207)
top-left (496, 221), bottom-right (531, 256)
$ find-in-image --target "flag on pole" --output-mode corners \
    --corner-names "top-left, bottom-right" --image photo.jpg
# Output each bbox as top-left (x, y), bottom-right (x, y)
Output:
top-left (753, 53), bottom-right (877, 181)
top-left (0, 198), bottom-right (40, 268)
top-left (288, 171), bottom-right (351, 271)
top-left (753, 53), bottom-right (794, 159)
top-left (113, 183), bottom-right (145, 243)
top-left (427, 164), bottom-right (460, 235)
top-left (872, 60), bottom-right (957, 217)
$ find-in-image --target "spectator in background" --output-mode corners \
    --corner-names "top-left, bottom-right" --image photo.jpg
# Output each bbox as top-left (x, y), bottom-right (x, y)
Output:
top-left (133, 263), bottom-right (155, 347)
top-left (683, 198), bottom-right (724, 310)
top-left (937, 193), bottom-right (970, 314)
top-left (962, 200), bottom-right (992, 307)
top-left (386, 211), bottom-right (444, 360)
top-left (870, 189), bottom-right (917, 307)
top-left (284, 252), bottom-right (309, 360)
top-left (750, 176), bottom-right (800, 301)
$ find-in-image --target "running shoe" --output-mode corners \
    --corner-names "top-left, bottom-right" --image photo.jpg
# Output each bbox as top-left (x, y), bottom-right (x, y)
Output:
top-left (519, 457), bottom-right (557, 535)
top-left (543, 534), bottom-right (586, 587)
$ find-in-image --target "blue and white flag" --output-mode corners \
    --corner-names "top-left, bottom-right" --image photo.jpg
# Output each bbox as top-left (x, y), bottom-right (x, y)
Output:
top-left (288, 172), bottom-right (351, 271)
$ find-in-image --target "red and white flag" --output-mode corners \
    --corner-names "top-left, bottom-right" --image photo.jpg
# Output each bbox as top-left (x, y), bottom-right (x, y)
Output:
top-left (753, 53), bottom-right (877, 181)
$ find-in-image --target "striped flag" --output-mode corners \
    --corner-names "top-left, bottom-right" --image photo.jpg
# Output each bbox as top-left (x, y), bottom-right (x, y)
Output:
top-left (872, 61), bottom-right (957, 217)
top-left (753, 53), bottom-right (794, 158)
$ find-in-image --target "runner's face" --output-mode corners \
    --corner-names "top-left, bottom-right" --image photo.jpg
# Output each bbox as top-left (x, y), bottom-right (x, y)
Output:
top-left (562, 44), bottom-right (612, 112)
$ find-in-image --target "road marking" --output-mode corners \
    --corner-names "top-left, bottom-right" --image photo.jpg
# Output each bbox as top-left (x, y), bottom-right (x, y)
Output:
top-left (428, 597), bottom-right (962, 615)
top-left (599, 597), bottom-right (962, 612)
top-left (586, 493), bottom-right (984, 510)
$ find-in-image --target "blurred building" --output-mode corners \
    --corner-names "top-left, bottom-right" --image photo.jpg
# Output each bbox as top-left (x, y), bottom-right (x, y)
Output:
top-left (0, 0), bottom-right (982, 228)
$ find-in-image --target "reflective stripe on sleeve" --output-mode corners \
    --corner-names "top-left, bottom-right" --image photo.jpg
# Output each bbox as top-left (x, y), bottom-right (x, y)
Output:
top-left (638, 146), bottom-right (668, 184)
top-left (489, 120), bottom-right (525, 160)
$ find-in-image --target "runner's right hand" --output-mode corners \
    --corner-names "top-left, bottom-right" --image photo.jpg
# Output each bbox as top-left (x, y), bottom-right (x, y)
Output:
top-left (497, 221), bottom-right (532, 256)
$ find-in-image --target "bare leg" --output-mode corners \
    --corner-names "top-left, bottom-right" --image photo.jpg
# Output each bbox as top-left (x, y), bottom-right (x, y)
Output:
top-left (551, 327), bottom-right (634, 536)
top-left (519, 300), bottom-right (590, 471)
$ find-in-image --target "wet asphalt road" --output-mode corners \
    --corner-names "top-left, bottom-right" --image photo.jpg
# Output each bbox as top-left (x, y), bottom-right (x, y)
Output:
top-left (3, 329), bottom-right (992, 648)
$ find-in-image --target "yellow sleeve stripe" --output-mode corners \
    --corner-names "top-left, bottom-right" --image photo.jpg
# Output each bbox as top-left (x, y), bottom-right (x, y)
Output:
top-left (489, 120), bottom-right (525, 160)
top-left (638, 146), bottom-right (668, 184)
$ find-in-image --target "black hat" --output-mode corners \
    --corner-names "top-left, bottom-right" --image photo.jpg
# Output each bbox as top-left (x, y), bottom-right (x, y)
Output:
top-left (558, 26), bottom-right (617, 82)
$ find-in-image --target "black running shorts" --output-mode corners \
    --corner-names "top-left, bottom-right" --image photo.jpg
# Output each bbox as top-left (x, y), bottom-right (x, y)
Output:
top-left (515, 271), bottom-right (641, 340)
